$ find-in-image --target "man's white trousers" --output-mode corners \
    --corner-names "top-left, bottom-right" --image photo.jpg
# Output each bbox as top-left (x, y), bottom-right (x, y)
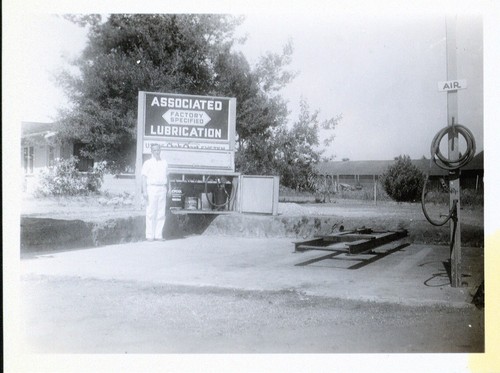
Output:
top-left (146, 185), bottom-right (167, 240)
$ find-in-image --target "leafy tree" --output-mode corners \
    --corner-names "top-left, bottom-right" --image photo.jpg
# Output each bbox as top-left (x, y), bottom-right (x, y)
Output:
top-left (271, 99), bottom-right (340, 190)
top-left (56, 14), bottom-right (294, 173)
top-left (213, 42), bottom-right (295, 174)
top-left (55, 14), bottom-right (340, 188)
top-left (381, 155), bottom-right (425, 202)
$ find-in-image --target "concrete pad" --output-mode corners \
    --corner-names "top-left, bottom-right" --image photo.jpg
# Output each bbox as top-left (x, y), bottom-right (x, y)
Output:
top-left (21, 236), bottom-right (483, 307)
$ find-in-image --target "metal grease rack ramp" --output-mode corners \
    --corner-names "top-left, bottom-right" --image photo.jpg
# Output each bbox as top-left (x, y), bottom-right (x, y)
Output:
top-left (293, 228), bottom-right (409, 269)
top-left (294, 227), bottom-right (408, 254)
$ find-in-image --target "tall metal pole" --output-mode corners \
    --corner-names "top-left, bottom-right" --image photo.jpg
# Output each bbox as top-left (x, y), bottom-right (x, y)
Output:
top-left (445, 16), bottom-right (462, 287)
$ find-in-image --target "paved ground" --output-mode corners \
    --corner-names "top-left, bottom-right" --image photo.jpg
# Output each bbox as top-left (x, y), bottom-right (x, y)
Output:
top-left (22, 237), bottom-right (483, 306)
top-left (18, 236), bottom-right (484, 356)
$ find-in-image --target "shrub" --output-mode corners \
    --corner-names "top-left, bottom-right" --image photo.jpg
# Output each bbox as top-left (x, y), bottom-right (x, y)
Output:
top-left (34, 157), bottom-right (105, 196)
top-left (461, 189), bottom-right (484, 207)
top-left (308, 174), bottom-right (337, 202)
top-left (380, 155), bottom-right (425, 202)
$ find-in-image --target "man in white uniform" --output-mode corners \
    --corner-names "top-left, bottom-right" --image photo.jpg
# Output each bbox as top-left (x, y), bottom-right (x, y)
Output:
top-left (141, 144), bottom-right (169, 241)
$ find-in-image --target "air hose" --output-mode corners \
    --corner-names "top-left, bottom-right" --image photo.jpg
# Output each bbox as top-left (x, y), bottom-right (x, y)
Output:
top-left (421, 123), bottom-right (475, 226)
top-left (421, 175), bottom-right (458, 226)
top-left (204, 175), bottom-right (237, 210)
top-left (429, 124), bottom-right (476, 171)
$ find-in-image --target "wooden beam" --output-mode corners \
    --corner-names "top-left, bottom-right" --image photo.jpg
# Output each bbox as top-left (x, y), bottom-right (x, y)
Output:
top-left (446, 15), bottom-right (462, 287)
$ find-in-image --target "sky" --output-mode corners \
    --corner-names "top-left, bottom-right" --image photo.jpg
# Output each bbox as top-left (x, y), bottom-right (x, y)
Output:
top-left (237, 13), bottom-right (483, 161)
top-left (12, 6), bottom-right (485, 162)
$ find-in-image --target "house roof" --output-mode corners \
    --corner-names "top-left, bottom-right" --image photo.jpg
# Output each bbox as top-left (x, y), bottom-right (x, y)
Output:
top-left (316, 151), bottom-right (483, 176)
top-left (21, 121), bottom-right (62, 146)
top-left (21, 122), bottom-right (59, 137)
top-left (316, 160), bottom-right (399, 176)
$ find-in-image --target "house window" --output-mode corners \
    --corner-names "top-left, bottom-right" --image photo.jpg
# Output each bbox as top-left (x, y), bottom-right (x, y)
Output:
top-left (23, 146), bottom-right (34, 174)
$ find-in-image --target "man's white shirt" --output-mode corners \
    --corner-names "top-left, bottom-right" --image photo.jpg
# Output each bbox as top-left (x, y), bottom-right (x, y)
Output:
top-left (142, 157), bottom-right (168, 185)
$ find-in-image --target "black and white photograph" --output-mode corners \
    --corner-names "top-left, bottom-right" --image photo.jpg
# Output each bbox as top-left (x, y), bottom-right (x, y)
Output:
top-left (4, 0), bottom-right (500, 372)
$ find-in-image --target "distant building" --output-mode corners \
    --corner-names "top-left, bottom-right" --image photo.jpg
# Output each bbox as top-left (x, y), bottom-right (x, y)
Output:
top-left (316, 152), bottom-right (483, 192)
top-left (21, 121), bottom-right (94, 192)
top-left (22, 122), bottom-right (68, 175)
top-left (21, 121), bottom-right (94, 173)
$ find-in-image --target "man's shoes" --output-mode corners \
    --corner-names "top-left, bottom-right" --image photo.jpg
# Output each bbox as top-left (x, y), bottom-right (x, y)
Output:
top-left (155, 238), bottom-right (166, 241)
top-left (146, 238), bottom-right (154, 242)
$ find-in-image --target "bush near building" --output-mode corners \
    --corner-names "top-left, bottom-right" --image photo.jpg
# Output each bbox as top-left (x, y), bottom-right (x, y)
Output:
top-left (34, 157), bottom-right (105, 196)
top-left (381, 155), bottom-right (425, 202)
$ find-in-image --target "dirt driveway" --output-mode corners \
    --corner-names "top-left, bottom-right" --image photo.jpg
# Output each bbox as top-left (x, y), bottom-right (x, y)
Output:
top-left (20, 275), bottom-right (483, 354)
top-left (21, 195), bottom-right (484, 227)
top-left (21, 195), bottom-right (484, 248)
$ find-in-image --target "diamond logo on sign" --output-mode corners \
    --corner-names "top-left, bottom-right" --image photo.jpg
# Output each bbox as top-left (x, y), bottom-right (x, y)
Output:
top-left (163, 109), bottom-right (211, 126)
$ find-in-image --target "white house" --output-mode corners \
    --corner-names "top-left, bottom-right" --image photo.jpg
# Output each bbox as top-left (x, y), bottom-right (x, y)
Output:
top-left (21, 121), bottom-right (93, 192)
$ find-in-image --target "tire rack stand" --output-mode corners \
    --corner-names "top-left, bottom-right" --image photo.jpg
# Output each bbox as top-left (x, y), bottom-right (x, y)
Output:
top-left (294, 227), bottom-right (409, 270)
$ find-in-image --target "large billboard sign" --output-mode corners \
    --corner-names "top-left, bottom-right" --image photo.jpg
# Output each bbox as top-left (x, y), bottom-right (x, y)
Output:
top-left (136, 91), bottom-right (236, 171)
top-left (143, 93), bottom-right (232, 141)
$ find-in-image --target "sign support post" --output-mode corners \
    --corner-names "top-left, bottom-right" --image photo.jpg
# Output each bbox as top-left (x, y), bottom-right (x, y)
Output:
top-left (135, 92), bottom-right (146, 209)
top-left (445, 15), bottom-right (462, 287)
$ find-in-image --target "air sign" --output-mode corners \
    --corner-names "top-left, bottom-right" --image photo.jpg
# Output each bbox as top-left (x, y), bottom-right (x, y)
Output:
top-left (438, 79), bottom-right (467, 92)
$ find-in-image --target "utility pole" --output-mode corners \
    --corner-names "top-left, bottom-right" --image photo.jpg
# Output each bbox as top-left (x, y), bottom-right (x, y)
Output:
top-left (445, 15), bottom-right (462, 287)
